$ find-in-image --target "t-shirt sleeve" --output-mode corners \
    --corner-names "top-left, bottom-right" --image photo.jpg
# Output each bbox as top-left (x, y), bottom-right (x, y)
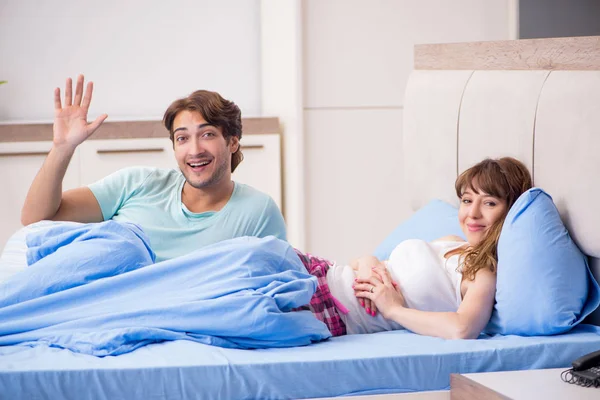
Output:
top-left (87, 167), bottom-right (154, 221)
top-left (253, 196), bottom-right (287, 241)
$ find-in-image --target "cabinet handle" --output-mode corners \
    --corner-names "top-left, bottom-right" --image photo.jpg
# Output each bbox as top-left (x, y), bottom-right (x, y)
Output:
top-left (96, 148), bottom-right (165, 154)
top-left (94, 146), bottom-right (262, 154)
top-left (0, 151), bottom-right (48, 157)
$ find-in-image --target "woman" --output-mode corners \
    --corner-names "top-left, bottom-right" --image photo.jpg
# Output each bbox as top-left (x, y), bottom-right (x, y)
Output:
top-left (298, 157), bottom-right (532, 339)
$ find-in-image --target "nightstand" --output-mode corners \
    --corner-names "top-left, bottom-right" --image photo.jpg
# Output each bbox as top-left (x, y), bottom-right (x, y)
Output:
top-left (450, 368), bottom-right (599, 399)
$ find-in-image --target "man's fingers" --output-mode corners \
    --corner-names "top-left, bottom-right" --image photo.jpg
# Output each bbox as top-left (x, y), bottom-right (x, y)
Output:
top-left (73, 74), bottom-right (84, 106)
top-left (81, 81), bottom-right (94, 109)
top-left (54, 88), bottom-right (62, 110)
top-left (87, 114), bottom-right (108, 135)
top-left (65, 78), bottom-right (73, 106)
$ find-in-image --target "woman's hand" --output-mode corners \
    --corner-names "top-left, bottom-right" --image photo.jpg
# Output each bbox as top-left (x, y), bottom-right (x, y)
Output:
top-left (351, 256), bottom-right (386, 316)
top-left (53, 75), bottom-right (108, 150)
top-left (354, 265), bottom-right (406, 320)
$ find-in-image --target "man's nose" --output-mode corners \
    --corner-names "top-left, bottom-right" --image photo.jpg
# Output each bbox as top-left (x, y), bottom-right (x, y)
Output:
top-left (188, 138), bottom-right (206, 154)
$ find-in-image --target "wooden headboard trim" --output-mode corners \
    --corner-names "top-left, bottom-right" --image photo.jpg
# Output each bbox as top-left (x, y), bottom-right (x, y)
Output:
top-left (415, 35), bottom-right (600, 71)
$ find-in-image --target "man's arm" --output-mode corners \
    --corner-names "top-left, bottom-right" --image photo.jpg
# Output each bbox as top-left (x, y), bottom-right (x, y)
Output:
top-left (21, 147), bottom-right (103, 224)
top-left (21, 75), bottom-right (107, 225)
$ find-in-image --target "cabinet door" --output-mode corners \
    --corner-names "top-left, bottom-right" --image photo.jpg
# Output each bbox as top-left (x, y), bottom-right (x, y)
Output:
top-left (233, 134), bottom-right (282, 210)
top-left (78, 138), bottom-right (177, 185)
top-left (0, 141), bottom-right (80, 247)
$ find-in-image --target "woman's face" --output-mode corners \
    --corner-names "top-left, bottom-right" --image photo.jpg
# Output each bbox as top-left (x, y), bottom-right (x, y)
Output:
top-left (458, 187), bottom-right (508, 246)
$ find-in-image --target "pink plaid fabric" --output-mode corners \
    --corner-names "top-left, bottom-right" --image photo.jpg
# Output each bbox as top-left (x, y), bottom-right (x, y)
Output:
top-left (294, 249), bottom-right (348, 337)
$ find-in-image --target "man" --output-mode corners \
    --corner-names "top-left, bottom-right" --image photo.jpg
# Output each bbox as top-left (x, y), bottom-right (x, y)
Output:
top-left (21, 75), bottom-right (286, 262)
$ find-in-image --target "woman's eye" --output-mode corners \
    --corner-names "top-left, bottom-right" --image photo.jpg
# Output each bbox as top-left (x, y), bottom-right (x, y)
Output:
top-left (175, 136), bottom-right (185, 142)
top-left (461, 199), bottom-right (471, 204)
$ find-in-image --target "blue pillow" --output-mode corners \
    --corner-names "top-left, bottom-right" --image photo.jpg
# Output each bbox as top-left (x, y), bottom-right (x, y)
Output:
top-left (486, 188), bottom-right (600, 336)
top-left (373, 199), bottom-right (465, 260)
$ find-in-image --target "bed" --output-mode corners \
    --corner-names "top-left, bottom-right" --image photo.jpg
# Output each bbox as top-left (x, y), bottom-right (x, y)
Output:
top-left (1, 35), bottom-right (600, 399)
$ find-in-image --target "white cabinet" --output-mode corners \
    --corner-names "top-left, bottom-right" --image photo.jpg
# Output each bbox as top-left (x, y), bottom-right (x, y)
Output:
top-left (234, 134), bottom-right (282, 210)
top-left (79, 138), bottom-right (177, 185)
top-left (0, 141), bottom-right (80, 247)
top-left (0, 134), bottom-right (282, 249)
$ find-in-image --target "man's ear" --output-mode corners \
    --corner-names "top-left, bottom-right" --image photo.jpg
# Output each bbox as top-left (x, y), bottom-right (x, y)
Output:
top-left (229, 136), bottom-right (240, 153)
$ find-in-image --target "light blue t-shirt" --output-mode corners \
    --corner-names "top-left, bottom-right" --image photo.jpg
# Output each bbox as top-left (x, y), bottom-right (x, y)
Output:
top-left (88, 167), bottom-right (287, 262)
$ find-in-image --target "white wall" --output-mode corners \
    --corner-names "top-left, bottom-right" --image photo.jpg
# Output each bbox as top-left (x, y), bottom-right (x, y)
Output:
top-left (0, 0), bottom-right (261, 122)
top-left (303, 0), bottom-right (511, 264)
top-left (0, 0), bottom-right (515, 264)
top-left (260, 0), bottom-right (305, 249)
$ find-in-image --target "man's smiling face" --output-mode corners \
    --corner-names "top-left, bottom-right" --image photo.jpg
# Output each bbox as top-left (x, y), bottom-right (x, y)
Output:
top-left (172, 110), bottom-right (238, 190)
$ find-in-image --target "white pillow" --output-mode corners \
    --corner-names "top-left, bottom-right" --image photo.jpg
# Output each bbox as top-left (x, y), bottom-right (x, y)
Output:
top-left (0, 221), bottom-right (64, 282)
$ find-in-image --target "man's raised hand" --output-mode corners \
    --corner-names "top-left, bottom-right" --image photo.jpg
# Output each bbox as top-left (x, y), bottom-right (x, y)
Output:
top-left (53, 74), bottom-right (108, 149)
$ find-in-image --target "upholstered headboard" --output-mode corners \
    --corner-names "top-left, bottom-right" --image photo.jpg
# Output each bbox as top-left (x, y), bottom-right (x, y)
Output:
top-left (403, 36), bottom-right (600, 325)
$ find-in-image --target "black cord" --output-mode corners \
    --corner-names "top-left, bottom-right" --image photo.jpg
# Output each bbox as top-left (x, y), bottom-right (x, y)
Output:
top-left (561, 368), bottom-right (600, 388)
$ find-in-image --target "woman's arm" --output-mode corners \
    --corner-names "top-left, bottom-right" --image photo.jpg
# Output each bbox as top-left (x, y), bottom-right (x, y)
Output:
top-left (354, 265), bottom-right (496, 339)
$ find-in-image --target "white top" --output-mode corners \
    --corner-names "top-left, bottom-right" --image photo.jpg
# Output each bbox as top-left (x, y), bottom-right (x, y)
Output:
top-left (326, 239), bottom-right (465, 334)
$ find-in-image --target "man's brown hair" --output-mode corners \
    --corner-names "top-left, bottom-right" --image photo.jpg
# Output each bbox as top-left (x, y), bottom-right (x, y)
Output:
top-left (163, 90), bottom-right (243, 172)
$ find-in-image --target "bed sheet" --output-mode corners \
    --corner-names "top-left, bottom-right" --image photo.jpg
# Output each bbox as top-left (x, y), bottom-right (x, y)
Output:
top-left (1, 325), bottom-right (600, 399)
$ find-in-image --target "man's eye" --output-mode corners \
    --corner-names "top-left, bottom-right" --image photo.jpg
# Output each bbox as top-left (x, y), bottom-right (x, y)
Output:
top-left (176, 137), bottom-right (186, 142)
top-left (486, 202), bottom-right (497, 207)
top-left (203, 132), bottom-right (215, 138)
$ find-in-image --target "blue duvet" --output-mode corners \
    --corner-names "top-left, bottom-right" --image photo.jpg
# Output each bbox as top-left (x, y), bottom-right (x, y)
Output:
top-left (0, 221), bottom-right (330, 356)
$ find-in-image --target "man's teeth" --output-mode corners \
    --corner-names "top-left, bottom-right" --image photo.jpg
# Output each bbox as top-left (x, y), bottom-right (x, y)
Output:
top-left (190, 161), bottom-right (210, 167)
